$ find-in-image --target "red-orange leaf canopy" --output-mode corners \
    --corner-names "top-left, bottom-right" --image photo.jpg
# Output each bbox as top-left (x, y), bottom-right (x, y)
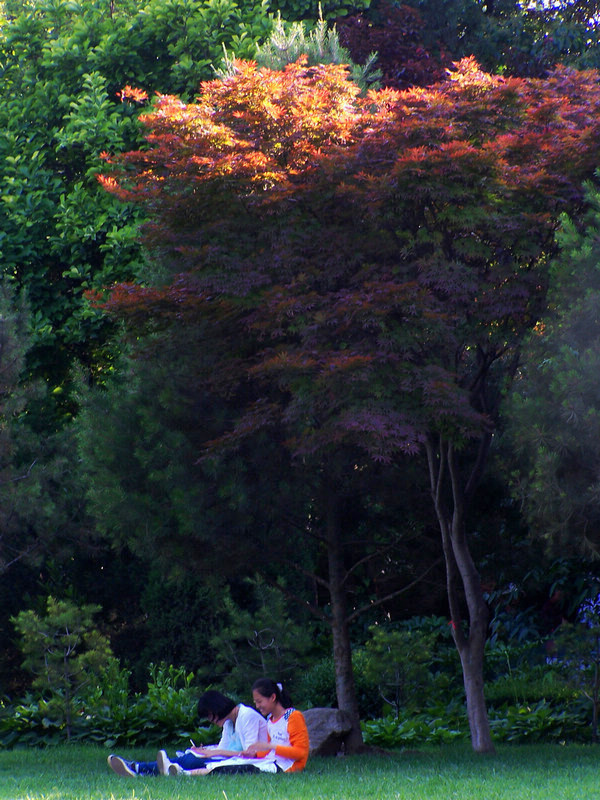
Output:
top-left (97, 57), bottom-right (600, 462)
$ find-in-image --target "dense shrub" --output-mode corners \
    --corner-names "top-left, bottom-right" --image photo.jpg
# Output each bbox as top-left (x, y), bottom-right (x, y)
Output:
top-left (361, 699), bottom-right (591, 748)
top-left (0, 663), bottom-right (211, 749)
top-left (405, 0), bottom-right (600, 77)
top-left (488, 700), bottom-right (590, 744)
top-left (359, 605), bottom-right (599, 748)
top-left (2, 605), bottom-right (598, 749)
top-left (362, 705), bottom-right (467, 747)
top-left (11, 596), bottom-right (115, 740)
top-left (294, 651), bottom-right (381, 718)
top-left (484, 668), bottom-right (576, 708)
top-left (273, 0), bottom-right (371, 23)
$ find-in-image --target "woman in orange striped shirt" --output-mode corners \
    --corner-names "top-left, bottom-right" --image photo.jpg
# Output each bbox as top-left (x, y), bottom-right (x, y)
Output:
top-left (244, 678), bottom-right (310, 772)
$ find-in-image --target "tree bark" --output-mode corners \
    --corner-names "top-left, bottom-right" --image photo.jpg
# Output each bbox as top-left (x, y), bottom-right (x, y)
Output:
top-left (325, 487), bottom-right (364, 753)
top-left (427, 435), bottom-right (495, 754)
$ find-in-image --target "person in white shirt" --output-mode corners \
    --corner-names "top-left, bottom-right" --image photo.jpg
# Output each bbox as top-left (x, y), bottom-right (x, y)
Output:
top-left (107, 690), bottom-right (267, 777)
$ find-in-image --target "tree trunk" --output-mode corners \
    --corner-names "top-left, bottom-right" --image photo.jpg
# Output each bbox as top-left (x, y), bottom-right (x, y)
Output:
top-left (325, 487), bottom-right (364, 753)
top-left (427, 436), bottom-right (495, 754)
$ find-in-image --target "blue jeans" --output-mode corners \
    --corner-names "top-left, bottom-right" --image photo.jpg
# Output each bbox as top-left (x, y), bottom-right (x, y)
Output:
top-left (136, 752), bottom-right (215, 776)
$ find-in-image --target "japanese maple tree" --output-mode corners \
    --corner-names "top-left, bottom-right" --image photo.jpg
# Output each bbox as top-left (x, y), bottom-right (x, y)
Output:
top-left (98, 58), bottom-right (600, 752)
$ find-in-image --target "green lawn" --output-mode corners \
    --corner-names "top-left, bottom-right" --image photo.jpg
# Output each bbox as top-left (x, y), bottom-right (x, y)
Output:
top-left (0, 743), bottom-right (597, 800)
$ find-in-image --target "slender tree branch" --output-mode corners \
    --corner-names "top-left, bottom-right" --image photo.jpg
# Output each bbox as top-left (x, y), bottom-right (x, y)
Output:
top-left (347, 557), bottom-right (443, 622)
top-left (0, 540), bottom-right (40, 574)
top-left (341, 542), bottom-right (407, 588)
top-left (277, 556), bottom-right (330, 591)
top-left (260, 572), bottom-right (327, 621)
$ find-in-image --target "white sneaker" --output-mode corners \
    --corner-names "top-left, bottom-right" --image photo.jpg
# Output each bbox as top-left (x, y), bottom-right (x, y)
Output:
top-left (156, 749), bottom-right (172, 776)
top-left (107, 754), bottom-right (138, 777)
top-left (168, 763), bottom-right (185, 775)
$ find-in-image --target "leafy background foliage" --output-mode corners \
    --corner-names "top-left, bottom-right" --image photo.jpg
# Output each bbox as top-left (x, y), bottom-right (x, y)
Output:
top-left (2, 0), bottom-right (600, 757)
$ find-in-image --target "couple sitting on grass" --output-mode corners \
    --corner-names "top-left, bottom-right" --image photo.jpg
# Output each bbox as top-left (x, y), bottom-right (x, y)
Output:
top-left (108, 677), bottom-right (309, 777)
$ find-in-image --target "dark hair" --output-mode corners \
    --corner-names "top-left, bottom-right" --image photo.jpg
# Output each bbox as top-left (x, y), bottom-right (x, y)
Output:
top-left (197, 690), bottom-right (236, 722)
top-left (252, 678), bottom-right (293, 708)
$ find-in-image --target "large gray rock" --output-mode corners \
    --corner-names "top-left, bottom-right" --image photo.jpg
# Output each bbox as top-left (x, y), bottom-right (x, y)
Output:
top-left (303, 707), bottom-right (355, 757)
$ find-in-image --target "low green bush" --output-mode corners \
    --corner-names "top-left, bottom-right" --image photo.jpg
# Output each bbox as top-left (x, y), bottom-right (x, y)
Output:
top-left (362, 711), bottom-right (466, 747)
top-left (0, 663), bottom-right (212, 749)
top-left (489, 700), bottom-right (589, 743)
top-left (2, 604), bottom-right (597, 749)
top-left (485, 670), bottom-right (576, 707)
top-left (294, 650), bottom-right (381, 718)
top-left (361, 697), bottom-right (591, 749)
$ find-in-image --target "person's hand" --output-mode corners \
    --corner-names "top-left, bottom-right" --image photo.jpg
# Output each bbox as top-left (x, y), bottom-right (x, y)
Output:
top-left (242, 741), bottom-right (272, 757)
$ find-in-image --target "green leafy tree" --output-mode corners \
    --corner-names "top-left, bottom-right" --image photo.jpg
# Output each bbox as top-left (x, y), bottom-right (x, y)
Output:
top-left (407, 0), bottom-right (600, 76)
top-left (0, 280), bottom-right (99, 694)
top-left (0, 0), bottom-right (277, 424)
top-left (12, 596), bottom-right (113, 739)
top-left (363, 624), bottom-right (437, 715)
top-left (506, 179), bottom-right (600, 556)
top-left (0, 281), bottom-right (89, 576)
top-left (0, 7), bottom-right (145, 422)
top-left (0, 283), bottom-right (37, 572)
top-left (1, 0), bottom-right (373, 702)
top-left (205, 576), bottom-right (319, 695)
top-left (269, 0), bottom-right (371, 23)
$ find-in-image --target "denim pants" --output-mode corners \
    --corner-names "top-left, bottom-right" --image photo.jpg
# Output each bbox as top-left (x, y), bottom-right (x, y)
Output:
top-left (136, 752), bottom-right (214, 775)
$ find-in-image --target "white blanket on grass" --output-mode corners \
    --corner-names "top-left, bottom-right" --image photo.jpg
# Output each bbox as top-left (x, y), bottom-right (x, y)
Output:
top-left (203, 754), bottom-right (278, 774)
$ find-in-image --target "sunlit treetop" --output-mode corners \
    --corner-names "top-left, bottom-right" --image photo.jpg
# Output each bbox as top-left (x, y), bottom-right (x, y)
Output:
top-left (96, 57), bottom-right (600, 462)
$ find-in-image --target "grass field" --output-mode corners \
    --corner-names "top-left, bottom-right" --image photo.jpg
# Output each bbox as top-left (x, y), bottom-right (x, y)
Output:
top-left (0, 743), bottom-right (597, 800)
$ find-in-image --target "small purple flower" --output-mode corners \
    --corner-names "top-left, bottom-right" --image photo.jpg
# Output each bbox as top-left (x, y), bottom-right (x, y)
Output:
top-left (578, 593), bottom-right (600, 629)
